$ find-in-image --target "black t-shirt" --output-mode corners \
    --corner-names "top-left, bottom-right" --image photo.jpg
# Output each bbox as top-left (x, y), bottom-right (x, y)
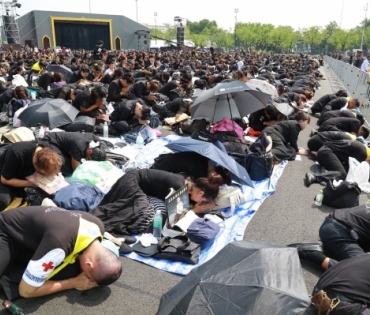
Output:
top-left (249, 108), bottom-right (269, 132)
top-left (158, 80), bottom-right (178, 97)
top-left (0, 206), bottom-right (104, 287)
top-left (316, 254), bottom-right (370, 304)
top-left (0, 141), bottom-right (37, 180)
top-left (72, 89), bottom-right (98, 118)
top-left (319, 117), bottom-right (361, 134)
top-left (136, 169), bottom-right (185, 200)
top-left (151, 152), bottom-right (209, 179)
top-left (333, 205), bottom-right (370, 251)
top-left (318, 110), bottom-right (355, 126)
top-left (265, 120), bottom-right (301, 151)
top-left (325, 140), bottom-right (367, 164)
top-left (38, 132), bottom-right (100, 162)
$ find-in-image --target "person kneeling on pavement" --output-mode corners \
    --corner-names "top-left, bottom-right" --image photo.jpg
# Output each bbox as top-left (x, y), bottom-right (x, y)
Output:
top-left (292, 204), bottom-right (370, 271)
top-left (0, 143), bottom-right (62, 211)
top-left (0, 206), bottom-right (122, 300)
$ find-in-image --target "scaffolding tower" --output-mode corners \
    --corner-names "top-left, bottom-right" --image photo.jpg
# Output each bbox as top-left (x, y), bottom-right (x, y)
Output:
top-left (0, 0), bottom-right (21, 44)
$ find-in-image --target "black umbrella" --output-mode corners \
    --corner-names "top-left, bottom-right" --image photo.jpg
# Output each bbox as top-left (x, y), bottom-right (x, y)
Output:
top-left (156, 240), bottom-right (310, 315)
top-left (18, 98), bottom-right (79, 129)
top-left (190, 81), bottom-right (270, 123)
top-left (46, 64), bottom-right (73, 82)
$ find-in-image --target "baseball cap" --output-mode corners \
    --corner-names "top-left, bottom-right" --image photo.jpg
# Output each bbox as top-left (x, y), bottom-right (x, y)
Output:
top-left (186, 218), bottom-right (220, 249)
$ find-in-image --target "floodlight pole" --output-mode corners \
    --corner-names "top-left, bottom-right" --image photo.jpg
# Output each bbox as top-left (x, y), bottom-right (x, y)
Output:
top-left (361, 3), bottom-right (368, 51)
top-left (154, 12), bottom-right (157, 44)
top-left (89, 0), bottom-right (91, 13)
top-left (234, 8), bottom-right (238, 51)
top-left (135, 0), bottom-right (138, 22)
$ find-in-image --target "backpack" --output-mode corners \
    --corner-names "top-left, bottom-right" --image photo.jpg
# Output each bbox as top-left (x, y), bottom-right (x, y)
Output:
top-left (2, 127), bottom-right (35, 143)
top-left (212, 186), bottom-right (245, 217)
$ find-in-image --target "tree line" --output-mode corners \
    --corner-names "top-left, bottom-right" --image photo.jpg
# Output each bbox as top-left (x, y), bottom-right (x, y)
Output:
top-left (150, 19), bottom-right (369, 54)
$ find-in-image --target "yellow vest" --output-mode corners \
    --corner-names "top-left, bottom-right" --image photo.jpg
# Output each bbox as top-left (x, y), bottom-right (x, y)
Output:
top-left (47, 218), bottom-right (103, 280)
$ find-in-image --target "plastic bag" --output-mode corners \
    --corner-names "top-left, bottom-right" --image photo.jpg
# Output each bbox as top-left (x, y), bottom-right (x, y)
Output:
top-left (346, 157), bottom-right (370, 193)
top-left (70, 161), bottom-right (124, 194)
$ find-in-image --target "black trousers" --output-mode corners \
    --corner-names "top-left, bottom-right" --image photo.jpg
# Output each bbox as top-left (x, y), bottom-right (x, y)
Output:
top-left (0, 221), bottom-right (80, 300)
top-left (316, 146), bottom-right (347, 180)
top-left (0, 183), bottom-right (25, 211)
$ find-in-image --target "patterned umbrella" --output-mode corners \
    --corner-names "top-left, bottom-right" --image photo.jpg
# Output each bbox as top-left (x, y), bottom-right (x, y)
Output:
top-left (18, 98), bottom-right (79, 129)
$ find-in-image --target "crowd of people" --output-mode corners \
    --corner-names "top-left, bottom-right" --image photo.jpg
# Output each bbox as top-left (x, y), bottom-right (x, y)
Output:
top-left (0, 40), bottom-right (368, 314)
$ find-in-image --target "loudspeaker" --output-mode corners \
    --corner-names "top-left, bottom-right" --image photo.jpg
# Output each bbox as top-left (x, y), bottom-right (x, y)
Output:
top-left (177, 27), bottom-right (184, 47)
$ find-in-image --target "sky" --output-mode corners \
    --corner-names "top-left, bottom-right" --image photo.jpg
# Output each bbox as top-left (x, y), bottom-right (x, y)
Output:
top-left (15, 0), bottom-right (368, 31)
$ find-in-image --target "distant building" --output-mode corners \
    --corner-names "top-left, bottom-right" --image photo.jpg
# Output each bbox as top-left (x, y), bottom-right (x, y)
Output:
top-left (17, 10), bottom-right (149, 50)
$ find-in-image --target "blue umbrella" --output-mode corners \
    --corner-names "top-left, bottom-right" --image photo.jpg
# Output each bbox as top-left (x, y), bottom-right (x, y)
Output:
top-left (166, 137), bottom-right (253, 188)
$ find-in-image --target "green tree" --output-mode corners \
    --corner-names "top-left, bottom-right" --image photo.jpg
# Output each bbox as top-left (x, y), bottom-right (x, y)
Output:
top-left (213, 29), bottom-right (234, 49)
top-left (186, 19), bottom-right (217, 34)
top-left (329, 28), bottom-right (352, 51)
top-left (302, 26), bottom-right (324, 53)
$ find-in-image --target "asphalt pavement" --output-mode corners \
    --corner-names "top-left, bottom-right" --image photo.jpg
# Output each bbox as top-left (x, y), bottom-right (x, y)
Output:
top-left (1, 66), bottom-right (368, 315)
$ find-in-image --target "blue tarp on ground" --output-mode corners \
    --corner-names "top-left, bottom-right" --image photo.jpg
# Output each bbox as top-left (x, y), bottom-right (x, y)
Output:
top-left (122, 135), bottom-right (287, 276)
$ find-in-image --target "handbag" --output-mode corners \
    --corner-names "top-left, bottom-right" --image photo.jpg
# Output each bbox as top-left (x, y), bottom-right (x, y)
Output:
top-left (153, 235), bottom-right (200, 265)
top-left (322, 180), bottom-right (361, 209)
top-left (191, 127), bottom-right (218, 144)
top-left (242, 147), bottom-right (274, 181)
top-left (212, 186), bottom-right (246, 217)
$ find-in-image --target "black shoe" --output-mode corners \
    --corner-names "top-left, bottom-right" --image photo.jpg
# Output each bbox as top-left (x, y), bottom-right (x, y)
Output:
top-left (123, 236), bottom-right (137, 245)
top-left (288, 242), bottom-right (323, 260)
top-left (119, 242), bottom-right (133, 255)
top-left (304, 173), bottom-right (317, 187)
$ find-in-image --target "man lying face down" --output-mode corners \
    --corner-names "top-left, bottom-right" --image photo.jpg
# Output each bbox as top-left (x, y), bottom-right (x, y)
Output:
top-left (0, 206), bottom-right (122, 300)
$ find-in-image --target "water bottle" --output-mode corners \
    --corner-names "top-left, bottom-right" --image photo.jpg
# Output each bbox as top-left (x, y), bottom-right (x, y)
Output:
top-left (314, 189), bottom-right (324, 206)
top-left (38, 126), bottom-right (44, 139)
top-left (81, 130), bottom-right (85, 134)
top-left (136, 131), bottom-right (144, 149)
top-left (153, 210), bottom-right (163, 239)
top-left (2, 300), bottom-right (24, 315)
top-left (47, 85), bottom-right (51, 91)
top-left (103, 121), bottom-right (109, 138)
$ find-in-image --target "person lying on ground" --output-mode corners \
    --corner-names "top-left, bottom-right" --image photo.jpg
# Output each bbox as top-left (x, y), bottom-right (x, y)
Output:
top-left (38, 132), bottom-right (106, 176)
top-left (91, 169), bottom-right (222, 236)
top-left (0, 206), bottom-right (121, 300)
top-left (0, 144), bottom-right (62, 211)
top-left (151, 151), bottom-right (231, 185)
top-left (156, 98), bottom-right (192, 121)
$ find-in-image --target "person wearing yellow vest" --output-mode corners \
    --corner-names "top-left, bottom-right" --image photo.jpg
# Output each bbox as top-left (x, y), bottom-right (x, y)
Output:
top-left (0, 206), bottom-right (122, 300)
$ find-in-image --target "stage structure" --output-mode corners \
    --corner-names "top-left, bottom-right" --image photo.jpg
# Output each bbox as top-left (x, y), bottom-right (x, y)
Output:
top-left (0, 0), bottom-right (21, 48)
top-left (17, 10), bottom-right (149, 50)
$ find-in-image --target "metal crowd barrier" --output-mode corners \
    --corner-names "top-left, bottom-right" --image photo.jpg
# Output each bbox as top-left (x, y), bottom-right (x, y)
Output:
top-left (324, 56), bottom-right (370, 126)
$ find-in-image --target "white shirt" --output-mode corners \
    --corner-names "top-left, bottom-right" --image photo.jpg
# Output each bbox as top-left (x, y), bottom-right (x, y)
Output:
top-left (361, 58), bottom-right (370, 72)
